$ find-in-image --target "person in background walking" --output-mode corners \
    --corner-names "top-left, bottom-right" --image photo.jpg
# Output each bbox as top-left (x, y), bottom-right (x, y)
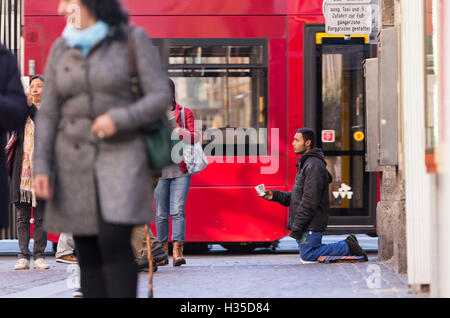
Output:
top-left (56, 233), bottom-right (77, 264)
top-left (0, 43), bottom-right (29, 233)
top-left (55, 232), bottom-right (81, 297)
top-left (33, 0), bottom-right (169, 298)
top-left (261, 128), bottom-right (368, 262)
top-left (8, 75), bottom-right (49, 270)
top-left (155, 79), bottom-right (199, 266)
top-left (131, 225), bottom-right (169, 271)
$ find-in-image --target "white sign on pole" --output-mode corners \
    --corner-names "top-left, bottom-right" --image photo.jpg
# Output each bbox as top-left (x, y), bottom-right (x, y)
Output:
top-left (324, 0), bottom-right (373, 35)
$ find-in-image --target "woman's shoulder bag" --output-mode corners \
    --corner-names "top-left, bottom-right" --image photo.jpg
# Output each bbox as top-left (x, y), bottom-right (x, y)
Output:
top-left (126, 26), bottom-right (174, 173)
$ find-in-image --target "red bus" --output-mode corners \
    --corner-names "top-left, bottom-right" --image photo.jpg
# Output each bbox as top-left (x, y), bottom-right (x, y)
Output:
top-left (23, 0), bottom-right (378, 251)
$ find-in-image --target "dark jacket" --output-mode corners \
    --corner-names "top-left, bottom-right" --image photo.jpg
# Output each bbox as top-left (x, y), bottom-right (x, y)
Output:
top-left (0, 44), bottom-right (29, 228)
top-left (9, 105), bottom-right (39, 204)
top-left (272, 148), bottom-right (332, 240)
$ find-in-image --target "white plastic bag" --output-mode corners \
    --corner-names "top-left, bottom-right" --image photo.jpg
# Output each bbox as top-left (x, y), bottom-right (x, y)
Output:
top-left (181, 107), bottom-right (208, 174)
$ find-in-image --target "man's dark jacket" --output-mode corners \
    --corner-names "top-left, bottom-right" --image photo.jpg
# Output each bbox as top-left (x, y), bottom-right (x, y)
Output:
top-left (272, 148), bottom-right (332, 240)
top-left (0, 44), bottom-right (28, 229)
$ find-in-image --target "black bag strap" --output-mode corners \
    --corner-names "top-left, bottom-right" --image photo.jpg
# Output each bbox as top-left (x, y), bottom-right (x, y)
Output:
top-left (126, 26), bottom-right (165, 178)
top-left (180, 106), bottom-right (186, 129)
top-left (126, 25), bottom-right (141, 102)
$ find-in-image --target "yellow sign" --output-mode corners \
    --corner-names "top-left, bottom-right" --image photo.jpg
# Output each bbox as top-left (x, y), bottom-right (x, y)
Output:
top-left (315, 33), bottom-right (369, 44)
top-left (354, 131), bottom-right (365, 142)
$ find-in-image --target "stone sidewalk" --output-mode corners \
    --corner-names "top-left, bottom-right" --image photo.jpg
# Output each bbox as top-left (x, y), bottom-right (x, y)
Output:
top-left (137, 253), bottom-right (423, 298)
top-left (0, 252), bottom-right (428, 298)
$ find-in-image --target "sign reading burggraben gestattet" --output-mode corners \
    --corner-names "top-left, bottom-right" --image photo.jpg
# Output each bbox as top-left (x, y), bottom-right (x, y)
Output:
top-left (323, 0), bottom-right (373, 35)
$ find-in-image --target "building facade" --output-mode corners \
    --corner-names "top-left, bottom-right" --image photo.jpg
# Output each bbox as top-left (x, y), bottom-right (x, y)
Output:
top-left (381, 0), bottom-right (450, 296)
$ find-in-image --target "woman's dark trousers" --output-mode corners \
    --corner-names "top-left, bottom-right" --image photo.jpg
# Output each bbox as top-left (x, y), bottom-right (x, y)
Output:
top-left (73, 212), bottom-right (138, 298)
top-left (15, 200), bottom-right (47, 260)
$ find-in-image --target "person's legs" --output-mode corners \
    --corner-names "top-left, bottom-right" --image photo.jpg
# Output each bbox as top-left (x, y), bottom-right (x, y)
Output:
top-left (143, 228), bottom-right (168, 261)
top-left (32, 200), bottom-right (48, 260)
top-left (155, 179), bottom-right (171, 243)
top-left (15, 203), bottom-right (31, 260)
top-left (133, 225), bottom-right (168, 270)
top-left (148, 229), bottom-right (160, 252)
top-left (130, 225), bottom-right (146, 259)
top-left (56, 232), bottom-right (76, 259)
top-left (296, 231), bottom-right (350, 261)
top-left (169, 175), bottom-right (191, 242)
top-left (97, 214), bottom-right (137, 298)
top-left (134, 227), bottom-right (168, 272)
top-left (73, 218), bottom-right (137, 298)
top-left (73, 235), bottom-right (107, 298)
top-left (169, 175), bottom-right (191, 266)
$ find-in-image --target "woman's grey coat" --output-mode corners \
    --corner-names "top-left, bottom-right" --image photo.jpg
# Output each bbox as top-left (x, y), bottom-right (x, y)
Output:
top-left (34, 26), bottom-right (170, 235)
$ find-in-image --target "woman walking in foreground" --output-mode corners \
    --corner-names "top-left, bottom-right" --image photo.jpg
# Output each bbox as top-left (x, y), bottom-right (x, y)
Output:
top-left (33, 0), bottom-right (170, 298)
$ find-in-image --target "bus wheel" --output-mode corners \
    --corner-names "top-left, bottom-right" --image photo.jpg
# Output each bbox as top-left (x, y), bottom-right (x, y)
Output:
top-left (183, 243), bottom-right (211, 254)
top-left (220, 243), bottom-right (256, 253)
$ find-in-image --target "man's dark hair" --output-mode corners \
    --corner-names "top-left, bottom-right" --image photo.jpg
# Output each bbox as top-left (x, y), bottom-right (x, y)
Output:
top-left (81, 0), bottom-right (129, 27)
top-left (297, 127), bottom-right (315, 147)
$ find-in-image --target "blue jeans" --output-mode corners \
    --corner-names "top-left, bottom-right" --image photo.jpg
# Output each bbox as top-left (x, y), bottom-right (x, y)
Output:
top-left (155, 176), bottom-right (191, 242)
top-left (296, 231), bottom-right (350, 261)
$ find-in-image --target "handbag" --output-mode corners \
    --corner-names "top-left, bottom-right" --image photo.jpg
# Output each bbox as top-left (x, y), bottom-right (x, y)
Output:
top-left (180, 107), bottom-right (208, 175)
top-left (5, 131), bottom-right (18, 176)
top-left (126, 26), bottom-right (174, 171)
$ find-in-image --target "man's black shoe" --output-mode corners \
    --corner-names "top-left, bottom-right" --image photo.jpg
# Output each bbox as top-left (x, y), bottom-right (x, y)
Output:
top-left (345, 235), bottom-right (368, 261)
top-left (152, 245), bottom-right (169, 265)
top-left (136, 255), bottom-right (158, 272)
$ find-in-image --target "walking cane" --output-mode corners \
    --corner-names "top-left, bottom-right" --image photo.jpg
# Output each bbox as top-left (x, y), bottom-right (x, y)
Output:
top-left (145, 224), bottom-right (154, 298)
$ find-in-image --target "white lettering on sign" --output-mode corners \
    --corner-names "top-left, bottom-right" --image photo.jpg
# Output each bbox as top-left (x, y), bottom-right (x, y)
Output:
top-left (324, 3), bottom-right (372, 35)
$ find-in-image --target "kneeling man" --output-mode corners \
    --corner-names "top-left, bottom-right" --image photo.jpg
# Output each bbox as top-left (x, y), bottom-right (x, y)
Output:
top-left (261, 128), bottom-right (367, 262)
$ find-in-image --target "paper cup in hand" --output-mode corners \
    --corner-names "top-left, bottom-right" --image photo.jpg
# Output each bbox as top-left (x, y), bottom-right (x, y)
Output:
top-left (255, 184), bottom-right (266, 197)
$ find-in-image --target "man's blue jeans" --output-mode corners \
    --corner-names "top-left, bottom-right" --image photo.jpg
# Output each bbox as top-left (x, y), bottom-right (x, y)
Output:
top-left (155, 176), bottom-right (191, 243)
top-left (296, 231), bottom-right (350, 261)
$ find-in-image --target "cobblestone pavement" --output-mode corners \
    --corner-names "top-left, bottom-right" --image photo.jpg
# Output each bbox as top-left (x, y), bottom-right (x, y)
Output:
top-left (0, 251), bottom-right (428, 298)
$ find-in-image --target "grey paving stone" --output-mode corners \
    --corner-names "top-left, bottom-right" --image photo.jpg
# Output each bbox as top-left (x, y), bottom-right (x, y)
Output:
top-left (0, 250), bottom-right (425, 298)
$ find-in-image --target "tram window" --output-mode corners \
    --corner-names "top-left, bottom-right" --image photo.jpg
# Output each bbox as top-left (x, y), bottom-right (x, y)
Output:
top-left (326, 155), bottom-right (364, 211)
top-left (321, 53), bottom-right (365, 153)
top-left (169, 45), bottom-right (264, 65)
top-left (156, 39), bottom-right (268, 156)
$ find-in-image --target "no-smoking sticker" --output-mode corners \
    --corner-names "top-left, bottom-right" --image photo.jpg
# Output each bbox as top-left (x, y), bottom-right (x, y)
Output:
top-left (353, 131), bottom-right (365, 142)
top-left (322, 130), bottom-right (336, 143)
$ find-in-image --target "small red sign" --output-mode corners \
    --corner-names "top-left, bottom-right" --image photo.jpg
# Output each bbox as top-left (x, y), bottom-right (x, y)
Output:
top-left (322, 130), bottom-right (335, 143)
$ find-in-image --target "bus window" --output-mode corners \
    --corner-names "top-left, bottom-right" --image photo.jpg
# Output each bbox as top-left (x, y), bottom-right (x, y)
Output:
top-left (155, 39), bottom-right (268, 156)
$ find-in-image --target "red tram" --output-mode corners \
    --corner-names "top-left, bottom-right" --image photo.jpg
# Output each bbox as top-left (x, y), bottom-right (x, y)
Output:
top-left (23, 0), bottom-right (378, 250)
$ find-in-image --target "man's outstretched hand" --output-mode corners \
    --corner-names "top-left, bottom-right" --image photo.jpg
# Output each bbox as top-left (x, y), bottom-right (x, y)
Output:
top-left (261, 190), bottom-right (273, 201)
